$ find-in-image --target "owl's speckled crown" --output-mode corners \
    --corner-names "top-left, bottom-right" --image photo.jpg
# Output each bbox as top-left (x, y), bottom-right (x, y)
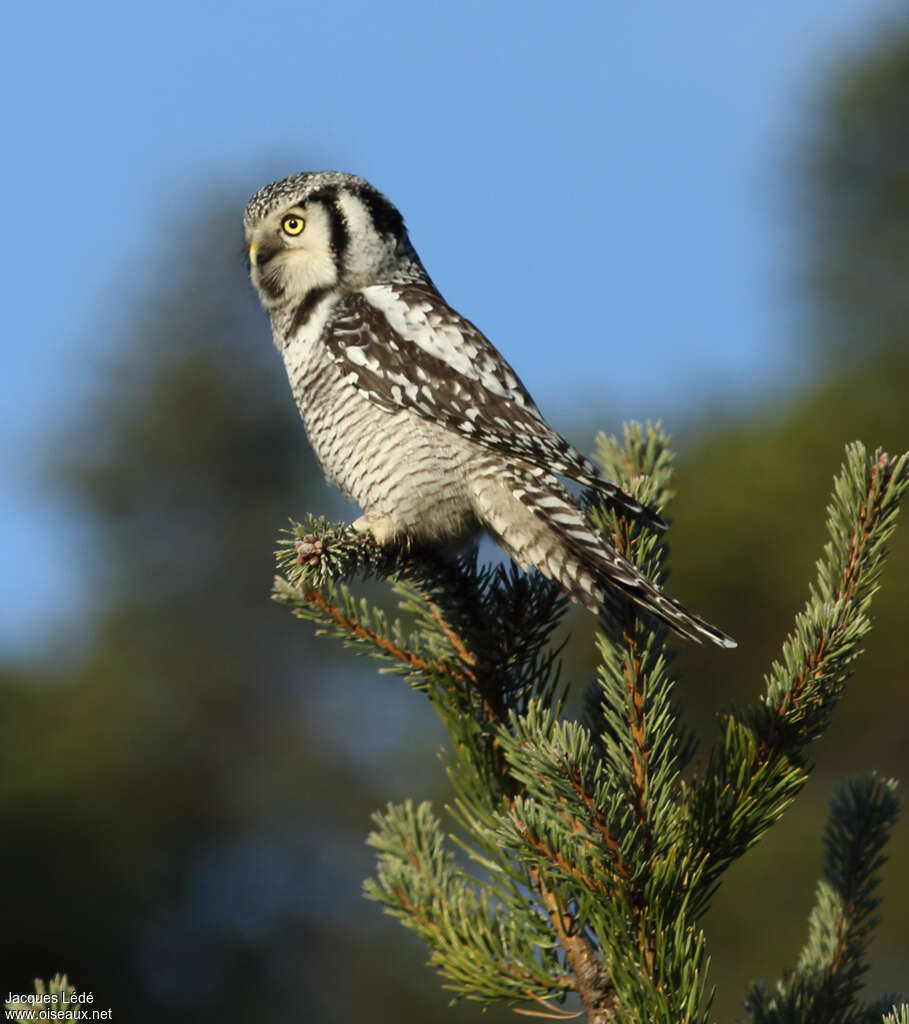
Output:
top-left (244, 171), bottom-right (376, 226)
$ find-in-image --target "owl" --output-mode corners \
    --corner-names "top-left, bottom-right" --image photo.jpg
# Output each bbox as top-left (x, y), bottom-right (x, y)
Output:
top-left (245, 171), bottom-right (735, 648)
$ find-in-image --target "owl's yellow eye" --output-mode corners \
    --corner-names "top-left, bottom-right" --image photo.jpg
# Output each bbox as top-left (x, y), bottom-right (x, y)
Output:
top-left (281, 213), bottom-right (305, 236)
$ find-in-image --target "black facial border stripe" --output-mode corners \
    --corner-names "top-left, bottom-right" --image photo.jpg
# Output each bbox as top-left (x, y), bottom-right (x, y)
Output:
top-left (302, 187), bottom-right (350, 264)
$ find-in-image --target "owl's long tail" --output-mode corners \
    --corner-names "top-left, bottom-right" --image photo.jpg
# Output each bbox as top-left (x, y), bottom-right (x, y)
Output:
top-left (471, 462), bottom-right (736, 649)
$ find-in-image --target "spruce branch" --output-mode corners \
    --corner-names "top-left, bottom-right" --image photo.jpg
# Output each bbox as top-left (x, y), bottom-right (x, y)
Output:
top-left (686, 445), bottom-right (909, 909)
top-left (881, 1007), bottom-right (909, 1024)
top-left (579, 425), bottom-right (712, 1021)
top-left (745, 774), bottom-right (903, 1024)
top-left (5, 975), bottom-right (77, 1016)
top-left (365, 800), bottom-right (571, 1003)
top-left (272, 431), bottom-right (907, 1022)
top-left (273, 517), bottom-right (485, 690)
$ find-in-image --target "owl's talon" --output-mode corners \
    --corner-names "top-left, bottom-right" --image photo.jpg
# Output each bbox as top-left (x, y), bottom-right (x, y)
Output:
top-left (352, 515), bottom-right (400, 546)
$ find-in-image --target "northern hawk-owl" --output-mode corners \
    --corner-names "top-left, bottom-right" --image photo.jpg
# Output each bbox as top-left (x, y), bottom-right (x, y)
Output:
top-left (245, 171), bottom-right (735, 648)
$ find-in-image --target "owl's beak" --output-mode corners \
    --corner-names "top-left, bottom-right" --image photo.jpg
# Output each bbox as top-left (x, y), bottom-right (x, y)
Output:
top-left (248, 242), bottom-right (259, 267)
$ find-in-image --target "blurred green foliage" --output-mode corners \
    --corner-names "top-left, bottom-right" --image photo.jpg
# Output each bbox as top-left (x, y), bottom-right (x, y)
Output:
top-left (803, 25), bottom-right (909, 357)
top-left (2, 22), bottom-right (908, 1024)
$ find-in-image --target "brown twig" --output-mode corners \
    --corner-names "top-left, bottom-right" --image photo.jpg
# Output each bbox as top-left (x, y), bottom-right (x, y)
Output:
top-left (620, 611), bottom-right (660, 978)
top-left (297, 587), bottom-right (468, 681)
top-left (531, 868), bottom-right (616, 1024)
top-left (562, 769), bottom-right (633, 884)
top-left (517, 825), bottom-right (604, 897)
top-left (424, 597), bottom-right (479, 670)
top-left (621, 619), bottom-right (649, 806)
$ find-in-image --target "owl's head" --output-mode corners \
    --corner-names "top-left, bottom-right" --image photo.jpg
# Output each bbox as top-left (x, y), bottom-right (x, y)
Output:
top-left (244, 171), bottom-right (412, 309)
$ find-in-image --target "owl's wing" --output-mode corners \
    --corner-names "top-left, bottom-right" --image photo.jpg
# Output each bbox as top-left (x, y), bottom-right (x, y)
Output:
top-left (326, 284), bottom-right (667, 530)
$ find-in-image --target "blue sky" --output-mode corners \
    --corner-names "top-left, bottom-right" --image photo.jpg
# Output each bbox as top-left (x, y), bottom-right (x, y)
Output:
top-left (0, 0), bottom-right (903, 654)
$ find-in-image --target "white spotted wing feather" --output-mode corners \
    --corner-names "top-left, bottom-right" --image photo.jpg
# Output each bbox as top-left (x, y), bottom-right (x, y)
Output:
top-left (328, 283), bottom-right (667, 529)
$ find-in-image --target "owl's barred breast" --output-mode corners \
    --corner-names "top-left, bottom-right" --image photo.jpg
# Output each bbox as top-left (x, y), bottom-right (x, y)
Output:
top-left (282, 325), bottom-right (482, 546)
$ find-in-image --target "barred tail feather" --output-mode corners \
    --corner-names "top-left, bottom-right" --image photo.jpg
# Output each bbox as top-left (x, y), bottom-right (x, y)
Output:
top-left (474, 466), bottom-right (736, 649)
top-left (594, 569), bottom-right (738, 649)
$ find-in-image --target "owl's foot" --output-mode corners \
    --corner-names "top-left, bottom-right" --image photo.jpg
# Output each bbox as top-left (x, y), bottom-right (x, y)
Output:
top-left (351, 515), bottom-right (403, 547)
top-left (295, 535), bottom-right (324, 565)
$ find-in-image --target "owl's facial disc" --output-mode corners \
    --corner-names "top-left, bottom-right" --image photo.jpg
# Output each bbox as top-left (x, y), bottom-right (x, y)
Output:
top-left (247, 200), bottom-right (338, 309)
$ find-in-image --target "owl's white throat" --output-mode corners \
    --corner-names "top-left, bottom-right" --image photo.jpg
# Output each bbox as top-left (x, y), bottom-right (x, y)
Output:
top-left (256, 247), bottom-right (338, 312)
